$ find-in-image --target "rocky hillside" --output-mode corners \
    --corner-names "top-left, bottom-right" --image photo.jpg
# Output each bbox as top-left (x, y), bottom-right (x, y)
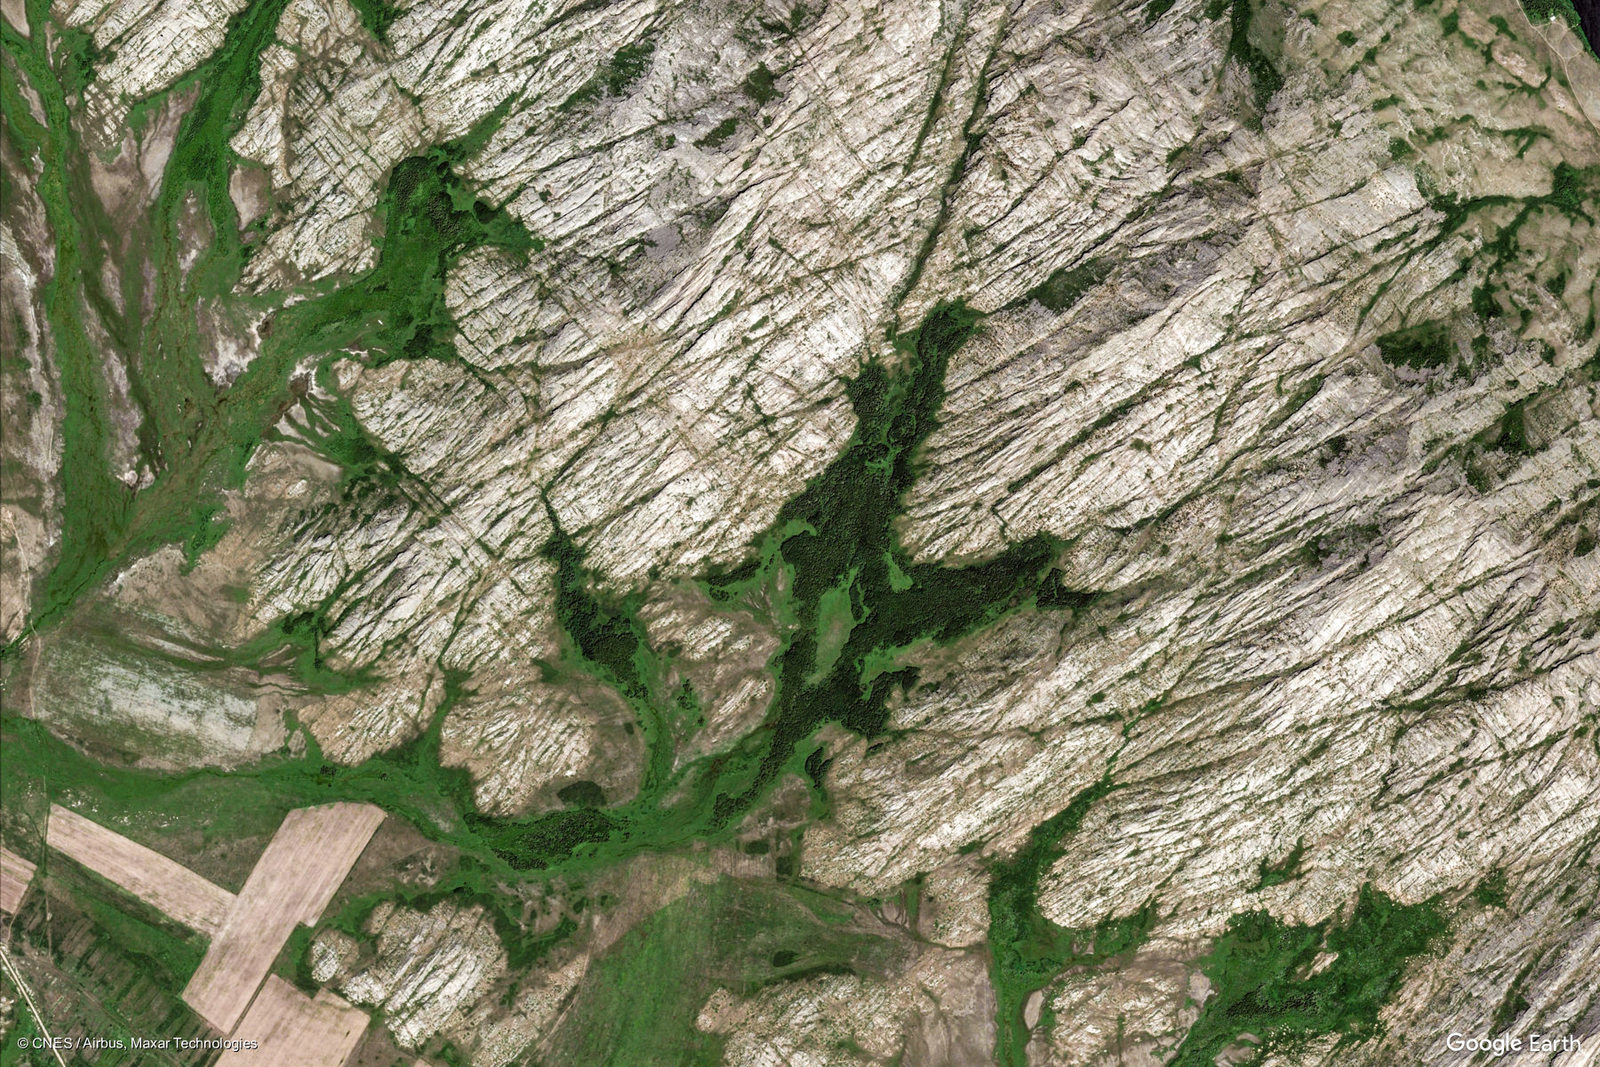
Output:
top-left (1, 0), bottom-right (1597, 1061)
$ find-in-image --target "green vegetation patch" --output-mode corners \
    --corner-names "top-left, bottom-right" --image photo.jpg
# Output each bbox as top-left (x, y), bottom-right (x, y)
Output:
top-left (1375, 321), bottom-right (1453, 370)
top-left (540, 508), bottom-right (677, 796)
top-left (1249, 838), bottom-right (1306, 892)
top-left (806, 569), bottom-right (862, 683)
top-left (1207, 0), bottom-right (1283, 112)
top-left (696, 117), bottom-right (740, 148)
top-left (1494, 397), bottom-right (1539, 456)
top-left (50, 26), bottom-right (106, 99)
top-left (562, 39), bottom-right (656, 110)
top-left (1170, 886), bottom-right (1448, 1066)
top-left (181, 506), bottom-right (232, 571)
top-left (346, 0), bottom-right (401, 41)
top-left (545, 877), bottom-right (901, 1065)
top-left (1145, 0), bottom-right (1177, 24)
top-left (558, 780), bottom-right (608, 808)
top-left (1548, 161), bottom-right (1600, 222)
top-left (275, 146), bottom-right (535, 373)
top-left (987, 772), bottom-right (1157, 1066)
top-left (756, 2), bottom-right (813, 39)
top-left (468, 806), bottom-right (621, 872)
top-left (742, 63), bottom-right (779, 105)
top-left (701, 303), bottom-right (1092, 826)
top-left (1473, 868), bottom-right (1509, 908)
top-left (1025, 259), bottom-right (1110, 313)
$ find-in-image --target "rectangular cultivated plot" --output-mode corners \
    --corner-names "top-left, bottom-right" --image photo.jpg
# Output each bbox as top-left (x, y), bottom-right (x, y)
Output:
top-left (183, 802), bottom-right (384, 1033)
top-left (0, 847), bottom-right (37, 914)
top-left (216, 975), bottom-right (368, 1067)
top-left (46, 806), bottom-right (235, 935)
